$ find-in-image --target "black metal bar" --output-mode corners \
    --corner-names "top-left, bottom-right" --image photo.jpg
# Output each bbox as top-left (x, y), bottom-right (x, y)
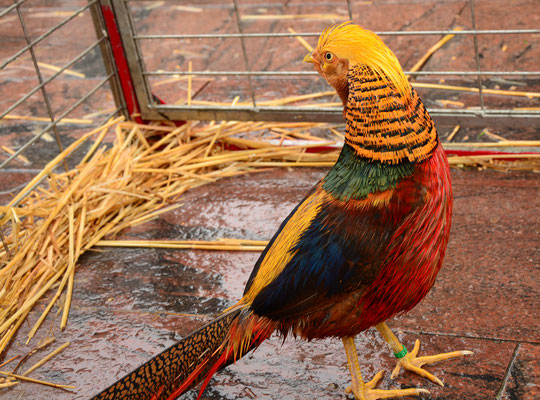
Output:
top-left (469, 0), bottom-right (486, 116)
top-left (232, 0), bottom-right (257, 108)
top-left (346, 0), bottom-right (353, 20)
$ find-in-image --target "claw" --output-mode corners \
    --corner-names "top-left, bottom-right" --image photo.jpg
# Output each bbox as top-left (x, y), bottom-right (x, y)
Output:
top-left (365, 371), bottom-right (385, 389)
top-left (342, 336), bottom-right (430, 400)
top-left (347, 370), bottom-right (429, 400)
top-left (391, 339), bottom-right (474, 387)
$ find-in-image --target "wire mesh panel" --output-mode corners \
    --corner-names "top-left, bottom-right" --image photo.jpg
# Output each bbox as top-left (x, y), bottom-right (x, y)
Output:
top-left (104, 0), bottom-right (540, 127)
top-left (0, 0), bottom-right (124, 204)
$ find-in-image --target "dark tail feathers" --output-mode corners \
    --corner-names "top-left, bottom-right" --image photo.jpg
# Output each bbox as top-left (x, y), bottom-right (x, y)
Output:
top-left (92, 308), bottom-right (242, 400)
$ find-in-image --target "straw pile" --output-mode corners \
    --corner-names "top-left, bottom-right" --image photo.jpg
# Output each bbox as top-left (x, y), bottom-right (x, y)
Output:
top-left (0, 116), bottom-right (340, 361)
top-left (0, 116), bottom-right (538, 390)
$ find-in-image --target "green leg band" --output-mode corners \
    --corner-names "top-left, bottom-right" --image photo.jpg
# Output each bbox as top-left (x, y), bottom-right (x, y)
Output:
top-left (394, 345), bottom-right (408, 359)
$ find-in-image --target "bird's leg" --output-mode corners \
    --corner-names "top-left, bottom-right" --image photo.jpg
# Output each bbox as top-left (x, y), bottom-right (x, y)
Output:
top-left (341, 336), bottom-right (429, 400)
top-left (375, 323), bottom-right (473, 386)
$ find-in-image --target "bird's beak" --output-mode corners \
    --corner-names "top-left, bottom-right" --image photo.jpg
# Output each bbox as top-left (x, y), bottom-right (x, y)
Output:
top-left (303, 53), bottom-right (315, 63)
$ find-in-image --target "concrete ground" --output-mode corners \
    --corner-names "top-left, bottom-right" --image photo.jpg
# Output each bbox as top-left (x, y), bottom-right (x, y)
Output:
top-left (0, 1), bottom-right (538, 400)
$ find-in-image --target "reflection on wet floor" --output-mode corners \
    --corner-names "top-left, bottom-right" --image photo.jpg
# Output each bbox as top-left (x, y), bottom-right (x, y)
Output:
top-left (2, 167), bottom-right (538, 400)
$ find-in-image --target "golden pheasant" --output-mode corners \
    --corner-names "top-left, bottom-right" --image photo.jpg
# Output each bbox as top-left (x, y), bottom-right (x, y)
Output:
top-left (93, 22), bottom-right (472, 400)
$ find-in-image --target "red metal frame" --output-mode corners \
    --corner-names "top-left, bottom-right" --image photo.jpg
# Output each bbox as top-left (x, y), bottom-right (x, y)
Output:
top-left (101, 4), bottom-right (143, 123)
top-left (101, 3), bottom-right (184, 127)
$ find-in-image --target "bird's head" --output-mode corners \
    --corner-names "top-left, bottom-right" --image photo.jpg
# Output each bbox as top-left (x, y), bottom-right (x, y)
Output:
top-left (304, 22), bottom-right (410, 102)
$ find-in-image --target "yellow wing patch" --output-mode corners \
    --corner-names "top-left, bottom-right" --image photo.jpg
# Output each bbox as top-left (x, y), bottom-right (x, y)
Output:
top-left (241, 189), bottom-right (326, 304)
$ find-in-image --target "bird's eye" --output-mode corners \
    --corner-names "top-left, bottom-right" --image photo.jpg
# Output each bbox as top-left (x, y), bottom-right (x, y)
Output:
top-left (325, 52), bottom-right (333, 61)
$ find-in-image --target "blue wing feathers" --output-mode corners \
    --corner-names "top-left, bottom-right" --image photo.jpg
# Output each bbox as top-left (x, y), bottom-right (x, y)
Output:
top-left (250, 197), bottom-right (397, 319)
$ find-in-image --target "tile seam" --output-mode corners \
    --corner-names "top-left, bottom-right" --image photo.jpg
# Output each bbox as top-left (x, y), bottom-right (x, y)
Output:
top-left (495, 343), bottom-right (521, 400)
top-left (401, 330), bottom-right (539, 345)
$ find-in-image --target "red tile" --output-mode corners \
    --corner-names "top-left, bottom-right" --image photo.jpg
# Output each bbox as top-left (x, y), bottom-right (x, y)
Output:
top-left (500, 343), bottom-right (540, 400)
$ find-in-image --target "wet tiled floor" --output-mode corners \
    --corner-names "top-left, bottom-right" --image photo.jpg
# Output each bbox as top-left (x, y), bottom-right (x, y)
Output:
top-left (0, 1), bottom-right (539, 400)
top-left (2, 168), bottom-right (539, 400)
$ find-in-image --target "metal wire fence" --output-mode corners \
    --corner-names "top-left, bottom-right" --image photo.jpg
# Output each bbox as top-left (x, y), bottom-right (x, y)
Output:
top-left (0, 0), bottom-right (124, 204)
top-left (110, 0), bottom-right (540, 126)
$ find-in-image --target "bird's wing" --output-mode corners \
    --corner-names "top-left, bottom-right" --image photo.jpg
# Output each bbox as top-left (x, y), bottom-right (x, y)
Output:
top-left (241, 178), bottom-right (425, 320)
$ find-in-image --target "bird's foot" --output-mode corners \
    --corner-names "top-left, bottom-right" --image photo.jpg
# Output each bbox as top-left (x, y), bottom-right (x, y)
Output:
top-left (392, 339), bottom-right (474, 386)
top-left (345, 370), bottom-right (429, 400)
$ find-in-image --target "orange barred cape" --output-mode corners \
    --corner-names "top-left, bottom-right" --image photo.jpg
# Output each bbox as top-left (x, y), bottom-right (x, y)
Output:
top-left (345, 65), bottom-right (437, 164)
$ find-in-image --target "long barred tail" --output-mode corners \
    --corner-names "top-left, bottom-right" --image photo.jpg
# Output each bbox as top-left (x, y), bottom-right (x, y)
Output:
top-left (92, 308), bottom-right (273, 400)
top-left (92, 309), bottom-right (240, 400)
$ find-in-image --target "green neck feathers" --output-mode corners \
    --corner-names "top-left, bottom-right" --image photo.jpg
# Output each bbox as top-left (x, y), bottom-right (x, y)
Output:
top-left (323, 143), bottom-right (415, 200)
